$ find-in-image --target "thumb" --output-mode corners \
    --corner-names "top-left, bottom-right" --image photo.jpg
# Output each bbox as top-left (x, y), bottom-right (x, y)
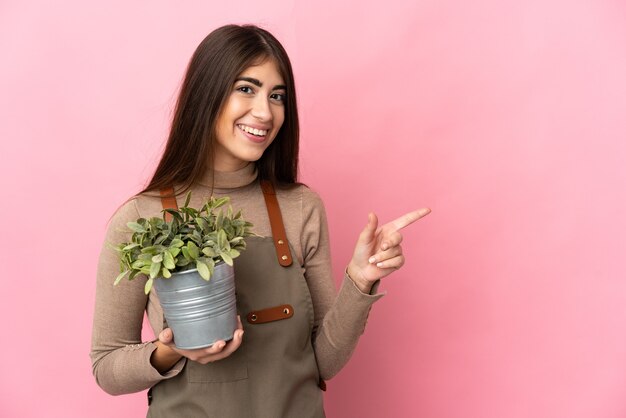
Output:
top-left (159, 328), bottom-right (173, 344)
top-left (357, 212), bottom-right (378, 245)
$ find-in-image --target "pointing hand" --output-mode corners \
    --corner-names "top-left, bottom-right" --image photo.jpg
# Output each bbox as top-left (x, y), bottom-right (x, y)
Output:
top-left (347, 208), bottom-right (431, 293)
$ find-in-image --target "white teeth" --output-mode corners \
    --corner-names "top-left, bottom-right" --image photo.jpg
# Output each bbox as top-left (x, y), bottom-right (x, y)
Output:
top-left (238, 124), bottom-right (267, 137)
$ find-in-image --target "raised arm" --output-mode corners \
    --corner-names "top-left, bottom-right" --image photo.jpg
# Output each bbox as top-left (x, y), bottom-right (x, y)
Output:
top-left (300, 188), bottom-right (430, 380)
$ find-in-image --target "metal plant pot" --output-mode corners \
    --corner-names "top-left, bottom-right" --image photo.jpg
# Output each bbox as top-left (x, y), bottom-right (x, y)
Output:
top-left (154, 262), bottom-right (237, 349)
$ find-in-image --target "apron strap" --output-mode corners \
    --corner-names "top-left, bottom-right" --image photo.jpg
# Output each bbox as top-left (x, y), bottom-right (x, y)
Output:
top-left (159, 182), bottom-right (293, 268)
top-left (260, 180), bottom-right (293, 267)
top-left (159, 188), bottom-right (178, 221)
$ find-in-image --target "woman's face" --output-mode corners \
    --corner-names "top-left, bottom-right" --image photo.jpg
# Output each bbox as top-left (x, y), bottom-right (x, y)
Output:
top-left (213, 59), bottom-right (286, 172)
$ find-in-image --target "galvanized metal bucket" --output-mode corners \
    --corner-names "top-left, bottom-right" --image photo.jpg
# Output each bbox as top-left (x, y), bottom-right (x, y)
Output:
top-left (154, 262), bottom-right (237, 349)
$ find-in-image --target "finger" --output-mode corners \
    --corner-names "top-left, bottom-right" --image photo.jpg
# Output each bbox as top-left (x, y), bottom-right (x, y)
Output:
top-left (388, 208), bottom-right (431, 232)
top-left (380, 231), bottom-right (403, 251)
top-left (190, 339), bottom-right (229, 363)
top-left (374, 254), bottom-right (405, 270)
top-left (209, 322), bottom-right (244, 354)
top-left (369, 245), bottom-right (402, 264)
top-left (159, 328), bottom-right (174, 345)
top-left (357, 212), bottom-right (378, 245)
top-left (203, 340), bottom-right (227, 356)
top-left (227, 328), bottom-right (245, 353)
top-left (210, 328), bottom-right (244, 362)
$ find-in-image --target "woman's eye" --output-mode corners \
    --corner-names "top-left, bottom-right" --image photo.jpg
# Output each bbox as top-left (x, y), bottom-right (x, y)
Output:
top-left (270, 93), bottom-right (285, 102)
top-left (237, 86), bottom-right (254, 94)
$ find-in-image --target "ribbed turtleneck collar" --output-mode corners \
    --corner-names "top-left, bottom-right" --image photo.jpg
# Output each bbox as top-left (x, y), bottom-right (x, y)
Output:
top-left (198, 163), bottom-right (258, 190)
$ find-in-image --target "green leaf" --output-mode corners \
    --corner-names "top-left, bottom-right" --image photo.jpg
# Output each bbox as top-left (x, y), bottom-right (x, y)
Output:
top-left (127, 222), bottom-right (145, 233)
top-left (220, 251), bottom-right (233, 266)
top-left (202, 247), bottom-right (217, 258)
top-left (163, 251), bottom-right (176, 269)
top-left (195, 217), bottom-right (210, 232)
top-left (131, 260), bottom-right (149, 269)
top-left (187, 241), bottom-right (199, 259)
top-left (163, 209), bottom-right (183, 223)
top-left (151, 254), bottom-right (163, 263)
top-left (170, 238), bottom-right (184, 248)
top-left (150, 261), bottom-right (161, 279)
top-left (148, 217), bottom-right (165, 229)
top-left (217, 229), bottom-right (227, 250)
top-left (204, 231), bottom-right (217, 242)
top-left (176, 258), bottom-right (191, 267)
top-left (170, 216), bottom-right (180, 233)
top-left (213, 197), bottom-right (229, 208)
top-left (206, 258), bottom-right (215, 276)
top-left (114, 271), bottom-right (128, 285)
top-left (181, 246), bottom-right (190, 261)
top-left (216, 210), bottom-right (224, 229)
top-left (144, 278), bottom-right (154, 294)
top-left (192, 229), bottom-right (203, 244)
top-left (229, 249), bottom-right (240, 259)
top-left (196, 260), bottom-right (211, 280)
top-left (141, 246), bottom-right (158, 254)
top-left (154, 234), bottom-right (168, 245)
top-left (184, 191), bottom-right (192, 208)
top-left (168, 247), bottom-right (180, 258)
top-left (122, 243), bottom-right (140, 251)
top-left (229, 237), bottom-right (244, 244)
top-left (161, 267), bottom-right (171, 278)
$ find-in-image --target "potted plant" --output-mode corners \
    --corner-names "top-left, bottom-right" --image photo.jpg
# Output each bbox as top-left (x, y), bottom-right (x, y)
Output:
top-left (113, 193), bottom-right (254, 349)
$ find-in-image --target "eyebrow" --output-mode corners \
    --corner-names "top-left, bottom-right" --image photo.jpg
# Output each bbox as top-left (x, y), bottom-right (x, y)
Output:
top-left (235, 77), bottom-right (286, 91)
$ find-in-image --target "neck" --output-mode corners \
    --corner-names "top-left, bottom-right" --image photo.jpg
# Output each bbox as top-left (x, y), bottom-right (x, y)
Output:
top-left (199, 163), bottom-right (258, 189)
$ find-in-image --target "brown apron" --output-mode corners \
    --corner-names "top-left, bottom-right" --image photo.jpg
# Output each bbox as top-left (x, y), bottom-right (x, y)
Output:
top-left (147, 181), bottom-right (325, 418)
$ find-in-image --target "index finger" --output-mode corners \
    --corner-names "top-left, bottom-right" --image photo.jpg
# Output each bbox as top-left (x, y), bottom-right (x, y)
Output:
top-left (388, 208), bottom-right (431, 231)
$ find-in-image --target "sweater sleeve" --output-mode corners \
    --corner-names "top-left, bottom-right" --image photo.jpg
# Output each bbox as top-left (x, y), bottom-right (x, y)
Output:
top-left (300, 188), bottom-right (385, 380)
top-left (90, 199), bottom-right (185, 395)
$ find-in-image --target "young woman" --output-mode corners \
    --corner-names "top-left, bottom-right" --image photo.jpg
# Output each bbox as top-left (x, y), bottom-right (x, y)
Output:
top-left (91, 24), bottom-right (429, 417)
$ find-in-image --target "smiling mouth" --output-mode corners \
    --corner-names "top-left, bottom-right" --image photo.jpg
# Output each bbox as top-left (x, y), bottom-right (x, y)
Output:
top-left (237, 124), bottom-right (268, 137)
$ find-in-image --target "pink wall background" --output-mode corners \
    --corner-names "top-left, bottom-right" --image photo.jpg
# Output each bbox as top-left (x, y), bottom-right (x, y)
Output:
top-left (1, 1), bottom-right (625, 417)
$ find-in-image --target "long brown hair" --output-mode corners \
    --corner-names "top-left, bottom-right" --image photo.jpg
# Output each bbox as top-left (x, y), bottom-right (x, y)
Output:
top-left (142, 24), bottom-right (299, 195)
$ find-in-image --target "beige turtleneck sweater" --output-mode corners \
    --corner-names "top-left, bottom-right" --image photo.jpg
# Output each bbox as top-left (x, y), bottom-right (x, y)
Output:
top-left (90, 164), bottom-right (384, 395)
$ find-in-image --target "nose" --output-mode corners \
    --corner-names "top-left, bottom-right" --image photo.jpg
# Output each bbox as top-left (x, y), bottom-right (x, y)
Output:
top-left (251, 95), bottom-right (272, 122)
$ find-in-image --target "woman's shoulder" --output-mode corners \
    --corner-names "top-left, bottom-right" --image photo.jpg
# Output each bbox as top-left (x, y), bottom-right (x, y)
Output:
top-left (106, 191), bottom-right (172, 237)
top-left (275, 182), bottom-right (327, 217)
top-left (132, 191), bottom-right (171, 219)
top-left (110, 192), bottom-right (164, 221)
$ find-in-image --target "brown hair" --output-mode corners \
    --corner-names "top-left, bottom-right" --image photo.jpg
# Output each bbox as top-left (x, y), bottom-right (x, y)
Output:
top-left (142, 24), bottom-right (299, 195)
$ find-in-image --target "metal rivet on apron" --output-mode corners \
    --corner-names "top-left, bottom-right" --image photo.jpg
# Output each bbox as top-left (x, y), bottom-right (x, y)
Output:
top-left (250, 314), bottom-right (257, 321)
top-left (278, 239), bottom-right (284, 245)
top-left (281, 255), bottom-right (288, 261)
top-left (283, 308), bottom-right (290, 315)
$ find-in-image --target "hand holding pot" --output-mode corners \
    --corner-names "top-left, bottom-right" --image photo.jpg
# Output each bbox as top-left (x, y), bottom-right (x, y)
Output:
top-left (347, 208), bottom-right (431, 294)
top-left (151, 316), bottom-right (245, 371)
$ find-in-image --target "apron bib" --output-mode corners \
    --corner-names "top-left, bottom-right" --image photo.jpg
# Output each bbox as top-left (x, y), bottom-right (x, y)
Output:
top-left (147, 181), bottom-right (325, 418)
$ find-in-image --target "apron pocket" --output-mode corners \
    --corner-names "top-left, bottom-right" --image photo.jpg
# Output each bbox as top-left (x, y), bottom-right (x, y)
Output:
top-left (186, 348), bottom-right (248, 383)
